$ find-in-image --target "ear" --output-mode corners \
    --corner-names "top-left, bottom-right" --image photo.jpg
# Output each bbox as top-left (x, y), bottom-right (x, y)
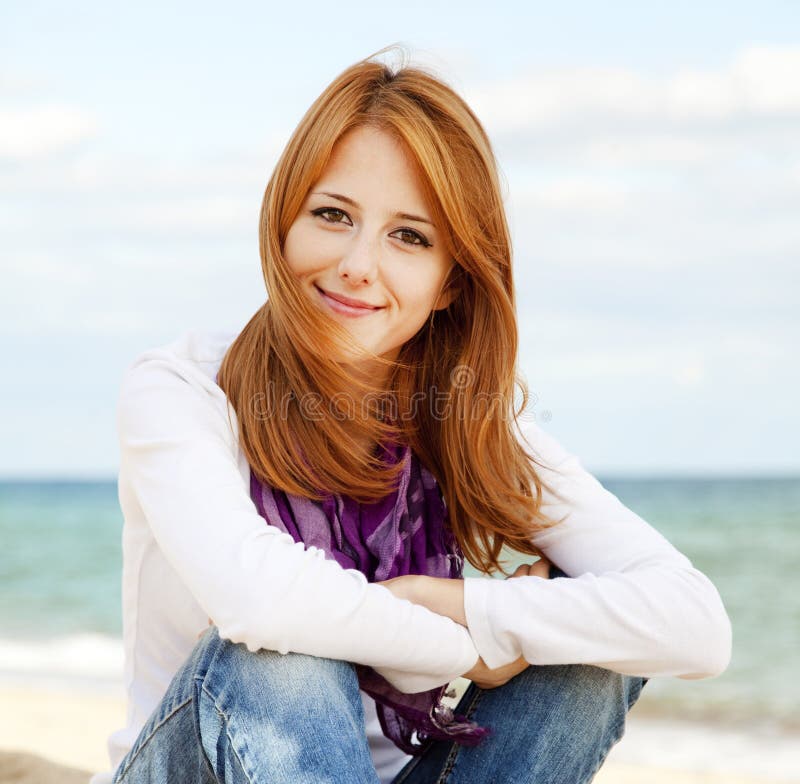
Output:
top-left (433, 285), bottom-right (458, 311)
top-left (433, 266), bottom-right (461, 311)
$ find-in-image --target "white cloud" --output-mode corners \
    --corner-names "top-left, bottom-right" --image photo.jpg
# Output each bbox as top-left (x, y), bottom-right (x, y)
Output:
top-left (466, 45), bottom-right (800, 133)
top-left (96, 195), bottom-right (256, 234)
top-left (579, 136), bottom-right (724, 166)
top-left (728, 46), bottom-right (800, 114)
top-left (0, 70), bottom-right (51, 94)
top-left (0, 103), bottom-right (99, 160)
top-left (518, 311), bottom-right (794, 397)
top-left (511, 175), bottom-right (631, 213)
top-left (477, 47), bottom-right (800, 283)
top-left (0, 141), bottom-right (284, 194)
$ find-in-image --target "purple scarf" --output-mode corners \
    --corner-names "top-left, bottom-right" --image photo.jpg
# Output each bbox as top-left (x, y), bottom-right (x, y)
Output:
top-left (248, 437), bottom-right (492, 756)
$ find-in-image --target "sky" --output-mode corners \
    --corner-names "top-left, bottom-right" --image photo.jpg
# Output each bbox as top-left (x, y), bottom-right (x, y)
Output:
top-left (1, 1), bottom-right (798, 477)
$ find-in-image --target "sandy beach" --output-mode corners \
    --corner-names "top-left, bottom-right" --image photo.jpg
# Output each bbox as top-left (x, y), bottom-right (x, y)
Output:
top-left (0, 683), bottom-right (796, 784)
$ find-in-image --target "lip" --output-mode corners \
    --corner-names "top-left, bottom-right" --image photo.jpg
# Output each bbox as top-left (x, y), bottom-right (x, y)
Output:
top-left (315, 285), bottom-right (385, 317)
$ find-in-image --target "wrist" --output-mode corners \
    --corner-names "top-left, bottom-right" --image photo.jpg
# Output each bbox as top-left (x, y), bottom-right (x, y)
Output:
top-left (420, 575), bottom-right (468, 627)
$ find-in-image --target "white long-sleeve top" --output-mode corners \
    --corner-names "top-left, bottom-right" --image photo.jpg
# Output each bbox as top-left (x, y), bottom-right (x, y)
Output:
top-left (91, 328), bottom-right (732, 784)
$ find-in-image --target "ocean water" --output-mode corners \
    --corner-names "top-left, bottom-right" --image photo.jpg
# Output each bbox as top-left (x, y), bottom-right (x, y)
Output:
top-left (1, 476), bottom-right (798, 732)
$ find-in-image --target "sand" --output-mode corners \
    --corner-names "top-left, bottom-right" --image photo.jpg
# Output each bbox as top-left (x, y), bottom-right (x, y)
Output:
top-left (0, 684), bottom-right (795, 784)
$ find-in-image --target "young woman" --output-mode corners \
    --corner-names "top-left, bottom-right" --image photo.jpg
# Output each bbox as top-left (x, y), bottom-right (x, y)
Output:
top-left (96, 50), bottom-right (732, 784)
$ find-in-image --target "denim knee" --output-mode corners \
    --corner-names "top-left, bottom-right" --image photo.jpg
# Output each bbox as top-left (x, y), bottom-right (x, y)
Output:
top-left (579, 663), bottom-right (646, 709)
top-left (197, 628), bottom-right (364, 723)
top-left (537, 661), bottom-right (647, 739)
top-left (194, 629), bottom-right (378, 783)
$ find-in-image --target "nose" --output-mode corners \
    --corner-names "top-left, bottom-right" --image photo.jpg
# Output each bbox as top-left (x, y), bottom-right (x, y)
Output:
top-left (337, 231), bottom-right (380, 286)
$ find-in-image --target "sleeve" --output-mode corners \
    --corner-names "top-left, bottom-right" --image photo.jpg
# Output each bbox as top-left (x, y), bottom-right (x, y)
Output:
top-left (117, 352), bottom-right (479, 694)
top-left (462, 416), bottom-right (733, 680)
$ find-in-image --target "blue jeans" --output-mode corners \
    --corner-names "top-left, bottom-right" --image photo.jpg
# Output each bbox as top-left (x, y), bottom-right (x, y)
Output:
top-left (112, 565), bottom-right (648, 783)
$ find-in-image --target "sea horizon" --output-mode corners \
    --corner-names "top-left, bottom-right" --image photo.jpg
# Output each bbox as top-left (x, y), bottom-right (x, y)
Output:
top-left (2, 475), bottom-right (798, 738)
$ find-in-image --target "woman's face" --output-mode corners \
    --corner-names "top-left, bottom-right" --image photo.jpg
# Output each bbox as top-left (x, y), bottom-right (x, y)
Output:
top-left (283, 125), bottom-right (456, 376)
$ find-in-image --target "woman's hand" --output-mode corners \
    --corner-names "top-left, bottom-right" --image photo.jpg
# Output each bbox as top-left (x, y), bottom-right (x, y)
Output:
top-left (197, 617), bottom-right (213, 640)
top-left (464, 556), bottom-right (552, 688)
top-left (508, 557), bottom-right (552, 580)
top-left (376, 573), bottom-right (468, 625)
top-left (461, 653), bottom-right (529, 689)
top-left (377, 556), bottom-right (553, 689)
top-left (375, 574), bottom-right (424, 604)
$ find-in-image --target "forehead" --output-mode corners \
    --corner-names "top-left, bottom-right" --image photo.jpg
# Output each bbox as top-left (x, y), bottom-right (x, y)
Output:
top-left (313, 126), bottom-right (430, 205)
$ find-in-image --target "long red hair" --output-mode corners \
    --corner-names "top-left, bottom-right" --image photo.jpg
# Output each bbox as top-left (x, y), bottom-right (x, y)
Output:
top-left (217, 48), bottom-right (564, 575)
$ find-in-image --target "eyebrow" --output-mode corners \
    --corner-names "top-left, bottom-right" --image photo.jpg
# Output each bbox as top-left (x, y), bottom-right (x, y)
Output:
top-left (311, 191), bottom-right (435, 227)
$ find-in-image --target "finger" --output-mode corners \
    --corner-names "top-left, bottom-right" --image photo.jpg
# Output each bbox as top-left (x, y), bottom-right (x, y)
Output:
top-left (529, 558), bottom-right (552, 579)
top-left (508, 563), bottom-right (532, 578)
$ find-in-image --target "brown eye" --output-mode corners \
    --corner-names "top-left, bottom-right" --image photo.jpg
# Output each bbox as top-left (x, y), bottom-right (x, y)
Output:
top-left (311, 207), bottom-right (352, 225)
top-left (391, 228), bottom-right (431, 248)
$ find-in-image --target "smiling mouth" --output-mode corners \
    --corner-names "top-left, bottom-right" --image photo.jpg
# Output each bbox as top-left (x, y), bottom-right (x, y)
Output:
top-left (315, 285), bottom-right (385, 316)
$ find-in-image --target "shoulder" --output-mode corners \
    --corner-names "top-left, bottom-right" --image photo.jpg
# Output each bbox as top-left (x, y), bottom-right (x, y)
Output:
top-left (117, 328), bottom-right (241, 440)
top-left (512, 414), bottom-right (584, 479)
top-left (511, 414), bottom-right (625, 519)
top-left (124, 328), bottom-right (238, 382)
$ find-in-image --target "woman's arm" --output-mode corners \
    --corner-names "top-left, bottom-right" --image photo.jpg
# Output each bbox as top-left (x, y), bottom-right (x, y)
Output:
top-left (458, 417), bottom-right (732, 680)
top-left (117, 340), bottom-right (479, 694)
top-left (378, 561), bottom-right (553, 689)
top-left (377, 560), bottom-right (552, 627)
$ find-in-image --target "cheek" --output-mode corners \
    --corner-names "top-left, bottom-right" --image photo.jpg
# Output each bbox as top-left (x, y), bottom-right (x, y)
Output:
top-left (394, 270), bottom-right (447, 315)
top-left (284, 223), bottom-right (339, 277)
top-left (282, 226), bottom-right (303, 276)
